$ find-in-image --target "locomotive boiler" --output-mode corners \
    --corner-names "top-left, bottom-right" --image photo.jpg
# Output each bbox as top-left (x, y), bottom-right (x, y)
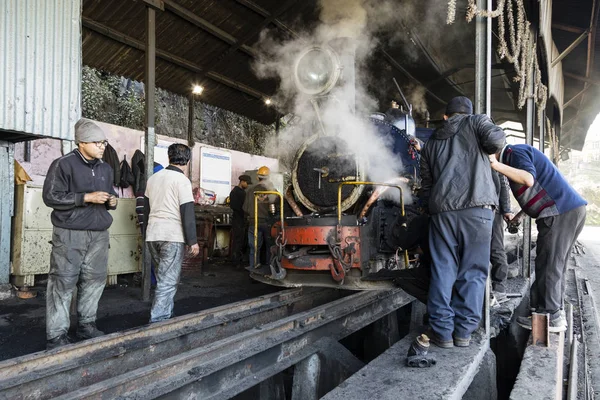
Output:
top-left (248, 40), bottom-right (430, 290)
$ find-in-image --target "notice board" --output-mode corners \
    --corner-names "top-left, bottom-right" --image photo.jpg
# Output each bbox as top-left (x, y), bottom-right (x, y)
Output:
top-left (200, 147), bottom-right (232, 203)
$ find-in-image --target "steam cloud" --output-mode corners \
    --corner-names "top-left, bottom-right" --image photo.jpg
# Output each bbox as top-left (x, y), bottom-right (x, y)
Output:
top-left (253, 0), bottom-right (440, 204)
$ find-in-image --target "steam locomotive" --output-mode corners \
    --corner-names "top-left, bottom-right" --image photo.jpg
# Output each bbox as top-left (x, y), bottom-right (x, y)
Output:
top-left (248, 40), bottom-right (433, 290)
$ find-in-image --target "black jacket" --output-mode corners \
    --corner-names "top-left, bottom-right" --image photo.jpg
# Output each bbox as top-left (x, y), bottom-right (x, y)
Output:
top-left (418, 114), bottom-right (505, 214)
top-left (131, 150), bottom-right (146, 193)
top-left (229, 186), bottom-right (246, 220)
top-left (492, 170), bottom-right (512, 215)
top-left (43, 150), bottom-right (117, 231)
top-left (102, 143), bottom-right (121, 187)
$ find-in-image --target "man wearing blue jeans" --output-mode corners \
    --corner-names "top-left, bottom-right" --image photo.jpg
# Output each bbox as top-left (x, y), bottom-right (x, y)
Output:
top-left (490, 144), bottom-right (586, 332)
top-left (419, 96), bottom-right (505, 348)
top-left (144, 144), bottom-right (199, 323)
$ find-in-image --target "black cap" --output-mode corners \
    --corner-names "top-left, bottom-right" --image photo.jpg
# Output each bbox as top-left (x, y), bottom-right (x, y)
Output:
top-left (239, 174), bottom-right (252, 184)
top-left (445, 96), bottom-right (473, 116)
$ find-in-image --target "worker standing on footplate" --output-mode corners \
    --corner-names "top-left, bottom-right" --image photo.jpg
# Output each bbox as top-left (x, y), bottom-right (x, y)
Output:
top-left (244, 166), bottom-right (275, 268)
top-left (490, 143), bottom-right (586, 332)
top-left (418, 96), bottom-right (505, 348)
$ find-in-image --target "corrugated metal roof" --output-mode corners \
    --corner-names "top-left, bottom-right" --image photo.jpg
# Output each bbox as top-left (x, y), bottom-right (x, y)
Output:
top-left (0, 0), bottom-right (81, 141)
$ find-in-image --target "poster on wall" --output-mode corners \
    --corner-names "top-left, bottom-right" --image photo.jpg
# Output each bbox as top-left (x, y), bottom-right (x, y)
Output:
top-left (200, 147), bottom-right (232, 203)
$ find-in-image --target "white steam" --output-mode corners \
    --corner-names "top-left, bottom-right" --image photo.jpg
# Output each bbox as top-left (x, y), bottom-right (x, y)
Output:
top-left (254, 0), bottom-right (427, 204)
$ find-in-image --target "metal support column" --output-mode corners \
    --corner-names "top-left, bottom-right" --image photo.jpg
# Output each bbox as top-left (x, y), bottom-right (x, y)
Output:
top-left (475, 0), bottom-right (492, 116)
top-left (187, 94), bottom-right (195, 148)
top-left (539, 109), bottom-right (546, 153)
top-left (142, 5), bottom-right (157, 302)
top-left (0, 141), bottom-right (15, 286)
top-left (523, 41), bottom-right (535, 279)
top-left (475, 0), bottom-right (492, 339)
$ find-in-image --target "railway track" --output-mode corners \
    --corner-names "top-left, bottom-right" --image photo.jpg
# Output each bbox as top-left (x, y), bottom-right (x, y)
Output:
top-left (0, 287), bottom-right (413, 399)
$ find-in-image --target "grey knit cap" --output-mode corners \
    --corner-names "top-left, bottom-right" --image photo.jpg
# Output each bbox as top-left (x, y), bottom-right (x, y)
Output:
top-left (74, 118), bottom-right (107, 144)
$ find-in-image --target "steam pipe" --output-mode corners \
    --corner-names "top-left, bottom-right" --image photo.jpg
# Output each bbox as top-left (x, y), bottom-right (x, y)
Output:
top-left (285, 186), bottom-right (303, 217)
top-left (358, 177), bottom-right (410, 219)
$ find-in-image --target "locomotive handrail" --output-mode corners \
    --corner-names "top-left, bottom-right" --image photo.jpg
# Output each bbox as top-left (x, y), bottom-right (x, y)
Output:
top-left (253, 191), bottom-right (285, 268)
top-left (337, 181), bottom-right (409, 268)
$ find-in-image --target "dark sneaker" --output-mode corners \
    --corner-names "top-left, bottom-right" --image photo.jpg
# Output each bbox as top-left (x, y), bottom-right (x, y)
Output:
top-left (47, 334), bottom-right (71, 350)
top-left (425, 329), bottom-right (454, 348)
top-left (517, 315), bottom-right (532, 330)
top-left (76, 322), bottom-right (105, 340)
top-left (453, 335), bottom-right (471, 347)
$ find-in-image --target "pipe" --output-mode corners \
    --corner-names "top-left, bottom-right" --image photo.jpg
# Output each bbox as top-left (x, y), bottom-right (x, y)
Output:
top-left (285, 186), bottom-right (303, 217)
top-left (567, 339), bottom-right (579, 400)
top-left (358, 177), bottom-right (410, 219)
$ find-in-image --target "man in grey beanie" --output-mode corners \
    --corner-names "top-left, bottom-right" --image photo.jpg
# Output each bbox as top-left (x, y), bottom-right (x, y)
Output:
top-left (417, 96), bottom-right (505, 348)
top-left (42, 118), bottom-right (118, 349)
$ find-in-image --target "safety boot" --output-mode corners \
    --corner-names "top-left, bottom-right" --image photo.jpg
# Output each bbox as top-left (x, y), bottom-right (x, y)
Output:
top-left (76, 322), bottom-right (105, 340)
top-left (47, 334), bottom-right (71, 350)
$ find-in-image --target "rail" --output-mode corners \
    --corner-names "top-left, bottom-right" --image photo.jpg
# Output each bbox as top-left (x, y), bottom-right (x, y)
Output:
top-left (0, 288), bottom-right (414, 400)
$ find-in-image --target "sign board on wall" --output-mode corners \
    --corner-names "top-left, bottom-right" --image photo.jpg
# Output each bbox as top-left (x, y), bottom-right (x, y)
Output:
top-left (200, 147), bottom-right (231, 203)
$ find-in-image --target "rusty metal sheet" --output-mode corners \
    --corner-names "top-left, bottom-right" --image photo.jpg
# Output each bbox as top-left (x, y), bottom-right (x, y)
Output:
top-left (532, 312), bottom-right (550, 347)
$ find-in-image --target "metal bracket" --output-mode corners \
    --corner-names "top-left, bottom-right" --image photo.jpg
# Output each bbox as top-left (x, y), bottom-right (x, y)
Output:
top-left (532, 312), bottom-right (549, 347)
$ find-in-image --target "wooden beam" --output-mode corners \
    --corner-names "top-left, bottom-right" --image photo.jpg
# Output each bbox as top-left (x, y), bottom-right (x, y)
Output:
top-left (143, 0), bottom-right (164, 11)
top-left (552, 23), bottom-right (586, 34)
top-left (162, 0), bottom-right (255, 57)
top-left (563, 86), bottom-right (592, 109)
top-left (82, 18), bottom-right (271, 100)
top-left (552, 29), bottom-right (590, 67)
top-left (235, 0), bottom-right (300, 39)
top-left (564, 71), bottom-right (600, 86)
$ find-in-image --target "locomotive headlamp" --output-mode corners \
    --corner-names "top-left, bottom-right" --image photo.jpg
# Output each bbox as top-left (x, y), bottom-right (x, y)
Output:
top-left (293, 45), bottom-right (341, 96)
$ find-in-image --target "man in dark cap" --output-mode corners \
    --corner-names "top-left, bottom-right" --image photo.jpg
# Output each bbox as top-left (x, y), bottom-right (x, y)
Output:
top-left (229, 175), bottom-right (252, 263)
top-left (418, 96), bottom-right (505, 348)
top-left (42, 118), bottom-right (118, 349)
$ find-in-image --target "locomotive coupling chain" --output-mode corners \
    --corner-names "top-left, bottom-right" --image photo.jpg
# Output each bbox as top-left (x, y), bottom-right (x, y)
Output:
top-left (269, 233), bottom-right (287, 280)
top-left (327, 236), bottom-right (351, 283)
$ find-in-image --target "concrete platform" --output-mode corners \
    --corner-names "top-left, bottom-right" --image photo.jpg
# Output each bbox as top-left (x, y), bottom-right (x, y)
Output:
top-left (322, 330), bottom-right (490, 400)
top-left (510, 332), bottom-right (565, 400)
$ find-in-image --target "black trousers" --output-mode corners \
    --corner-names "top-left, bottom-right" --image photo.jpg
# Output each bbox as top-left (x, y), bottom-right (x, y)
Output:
top-left (230, 215), bottom-right (245, 262)
top-left (532, 205), bottom-right (586, 313)
top-left (490, 212), bottom-right (509, 286)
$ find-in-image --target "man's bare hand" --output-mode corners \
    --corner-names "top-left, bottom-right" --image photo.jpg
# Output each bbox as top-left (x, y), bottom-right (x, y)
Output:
top-left (503, 213), bottom-right (514, 222)
top-left (488, 154), bottom-right (497, 165)
top-left (108, 195), bottom-right (117, 207)
top-left (84, 191), bottom-right (111, 204)
top-left (188, 243), bottom-right (200, 257)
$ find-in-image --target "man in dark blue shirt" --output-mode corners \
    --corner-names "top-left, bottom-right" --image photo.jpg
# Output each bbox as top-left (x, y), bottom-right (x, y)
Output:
top-left (490, 144), bottom-right (587, 332)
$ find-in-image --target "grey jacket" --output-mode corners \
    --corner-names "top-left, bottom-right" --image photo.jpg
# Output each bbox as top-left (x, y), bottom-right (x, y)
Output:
top-left (418, 114), bottom-right (505, 214)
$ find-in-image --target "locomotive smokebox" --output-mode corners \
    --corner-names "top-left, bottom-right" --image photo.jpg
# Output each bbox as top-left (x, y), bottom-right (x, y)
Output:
top-left (292, 135), bottom-right (366, 212)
